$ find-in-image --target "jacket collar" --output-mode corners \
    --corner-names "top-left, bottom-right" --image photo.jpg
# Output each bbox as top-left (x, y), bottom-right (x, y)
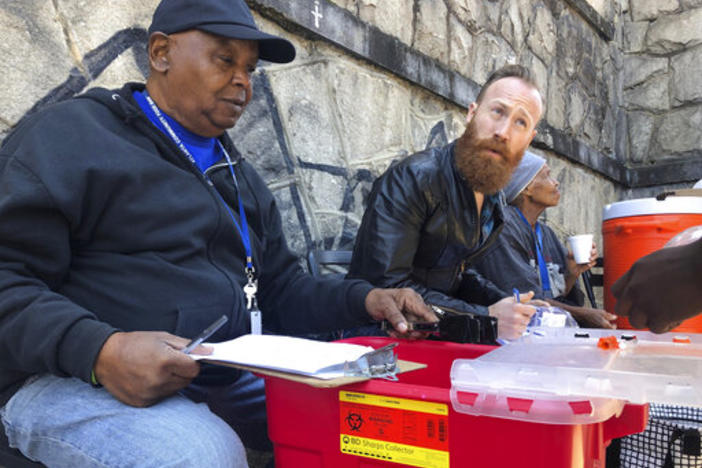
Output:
top-left (76, 83), bottom-right (241, 163)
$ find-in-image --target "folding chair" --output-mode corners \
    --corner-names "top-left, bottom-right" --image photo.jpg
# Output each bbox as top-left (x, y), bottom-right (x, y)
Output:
top-left (306, 249), bottom-right (352, 278)
top-left (582, 257), bottom-right (604, 308)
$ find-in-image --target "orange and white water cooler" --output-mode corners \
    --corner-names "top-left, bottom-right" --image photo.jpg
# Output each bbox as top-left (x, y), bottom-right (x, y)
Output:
top-left (602, 195), bottom-right (702, 332)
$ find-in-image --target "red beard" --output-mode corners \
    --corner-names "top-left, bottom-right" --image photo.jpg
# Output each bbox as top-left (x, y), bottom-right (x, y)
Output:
top-left (454, 121), bottom-right (524, 195)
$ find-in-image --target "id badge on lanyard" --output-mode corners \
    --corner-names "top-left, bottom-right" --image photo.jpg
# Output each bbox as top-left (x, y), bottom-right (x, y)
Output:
top-left (243, 269), bottom-right (262, 335)
top-left (516, 208), bottom-right (552, 294)
top-left (143, 91), bottom-right (262, 334)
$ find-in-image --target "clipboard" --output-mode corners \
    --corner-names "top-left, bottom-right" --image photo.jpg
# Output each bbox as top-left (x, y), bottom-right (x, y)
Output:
top-left (191, 335), bottom-right (427, 387)
top-left (202, 358), bottom-right (427, 388)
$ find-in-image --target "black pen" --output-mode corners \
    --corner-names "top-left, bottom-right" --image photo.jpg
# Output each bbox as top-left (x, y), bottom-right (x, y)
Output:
top-left (182, 315), bottom-right (229, 354)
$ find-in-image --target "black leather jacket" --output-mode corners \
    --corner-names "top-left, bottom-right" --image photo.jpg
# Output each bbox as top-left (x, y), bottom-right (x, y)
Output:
top-left (347, 141), bottom-right (507, 316)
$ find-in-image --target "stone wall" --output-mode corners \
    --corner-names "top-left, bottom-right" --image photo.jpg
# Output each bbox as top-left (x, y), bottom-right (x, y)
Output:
top-left (0, 0), bottom-right (699, 263)
top-left (622, 0), bottom-right (702, 171)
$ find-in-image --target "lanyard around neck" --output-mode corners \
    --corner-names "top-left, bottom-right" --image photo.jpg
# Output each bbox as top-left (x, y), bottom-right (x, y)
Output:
top-left (143, 92), bottom-right (255, 277)
top-left (515, 208), bottom-right (552, 294)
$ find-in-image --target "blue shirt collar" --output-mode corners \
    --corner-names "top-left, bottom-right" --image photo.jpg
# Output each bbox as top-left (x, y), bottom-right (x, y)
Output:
top-left (132, 90), bottom-right (221, 172)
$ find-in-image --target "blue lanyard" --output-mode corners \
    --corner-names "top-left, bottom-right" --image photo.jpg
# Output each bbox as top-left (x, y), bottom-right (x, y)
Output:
top-left (143, 92), bottom-right (255, 277)
top-left (516, 208), bottom-right (551, 294)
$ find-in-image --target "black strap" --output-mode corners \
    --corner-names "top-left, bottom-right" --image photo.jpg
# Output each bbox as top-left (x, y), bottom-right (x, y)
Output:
top-left (606, 437), bottom-right (621, 468)
top-left (582, 271), bottom-right (598, 308)
top-left (663, 428), bottom-right (701, 468)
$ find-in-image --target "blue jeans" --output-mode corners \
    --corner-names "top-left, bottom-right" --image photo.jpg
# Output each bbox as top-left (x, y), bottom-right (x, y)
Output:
top-left (1, 372), bottom-right (267, 467)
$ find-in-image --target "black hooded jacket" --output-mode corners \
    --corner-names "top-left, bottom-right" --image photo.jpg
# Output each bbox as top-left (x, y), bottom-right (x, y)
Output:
top-left (0, 83), bottom-right (372, 405)
top-left (347, 142), bottom-right (507, 316)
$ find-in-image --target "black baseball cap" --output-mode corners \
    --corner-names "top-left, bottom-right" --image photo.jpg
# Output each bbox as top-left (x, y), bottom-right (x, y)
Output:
top-left (148, 0), bottom-right (296, 63)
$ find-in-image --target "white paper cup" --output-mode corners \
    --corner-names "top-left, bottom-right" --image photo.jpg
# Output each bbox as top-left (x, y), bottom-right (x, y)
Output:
top-left (568, 234), bottom-right (593, 264)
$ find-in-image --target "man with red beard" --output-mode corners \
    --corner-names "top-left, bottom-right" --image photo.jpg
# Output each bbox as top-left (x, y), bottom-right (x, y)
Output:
top-left (347, 65), bottom-right (543, 342)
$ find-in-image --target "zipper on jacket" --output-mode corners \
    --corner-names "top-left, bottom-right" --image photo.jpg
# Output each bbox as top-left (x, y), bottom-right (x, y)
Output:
top-left (462, 222), bottom-right (505, 266)
top-left (204, 159), bottom-right (240, 177)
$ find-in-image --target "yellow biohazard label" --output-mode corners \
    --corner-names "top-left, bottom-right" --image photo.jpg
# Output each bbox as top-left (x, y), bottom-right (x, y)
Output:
top-left (340, 434), bottom-right (449, 468)
top-left (339, 391), bottom-right (448, 415)
top-left (339, 391), bottom-right (449, 468)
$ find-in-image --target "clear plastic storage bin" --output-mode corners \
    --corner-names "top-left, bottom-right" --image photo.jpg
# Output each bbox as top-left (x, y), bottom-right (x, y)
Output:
top-left (451, 328), bottom-right (702, 424)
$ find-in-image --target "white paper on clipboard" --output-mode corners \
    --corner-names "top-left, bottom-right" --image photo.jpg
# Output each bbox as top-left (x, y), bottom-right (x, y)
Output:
top-left (190, 334), bottom-right (377, 379)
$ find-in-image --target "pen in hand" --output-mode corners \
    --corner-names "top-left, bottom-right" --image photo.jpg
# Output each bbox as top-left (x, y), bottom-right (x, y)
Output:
top-left (182, 315), bottom-right (229, 355)
top-left (495, 288), bottom-right (523, 346)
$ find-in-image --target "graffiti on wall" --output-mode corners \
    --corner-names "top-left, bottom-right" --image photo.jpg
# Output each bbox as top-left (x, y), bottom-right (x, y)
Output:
top-left (8, 27), bottom-right (450, 263)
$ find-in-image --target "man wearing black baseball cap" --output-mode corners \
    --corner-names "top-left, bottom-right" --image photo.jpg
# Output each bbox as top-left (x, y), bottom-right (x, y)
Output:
top-left (149, 0), bottom-right (296, 63)
top-left (0, 0), bottom-right (436, 465)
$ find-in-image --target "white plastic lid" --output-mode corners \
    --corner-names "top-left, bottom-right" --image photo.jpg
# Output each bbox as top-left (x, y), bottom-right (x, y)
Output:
top-left (602, 197), bottom-right (702, 221)
top-left (450, 328), bottom-right (702, 424)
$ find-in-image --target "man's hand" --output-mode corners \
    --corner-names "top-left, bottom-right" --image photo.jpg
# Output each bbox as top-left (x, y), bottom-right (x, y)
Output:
top-left (365, 288), bottom-right (437, 339)
top-left (565, 242), bottom-right (598, 288)
top-left (545, 299), bottom-right (616, 329)
top-left (488, 292), bottom-right (537, 341)
top-left (93, 331), bottom-right (212, 407)
top-left (528, 298), bottom-right (550, 308)
top-left (564, 242), bottom-right (598, 295)
top-left (570, 307), bottom-right (617, 329)
top-left (612, 239), bottom-right (702, 333)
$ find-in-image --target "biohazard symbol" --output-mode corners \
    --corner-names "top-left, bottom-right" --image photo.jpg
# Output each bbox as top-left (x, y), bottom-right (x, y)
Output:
top-left (345, 412), bottom-right (363, 431)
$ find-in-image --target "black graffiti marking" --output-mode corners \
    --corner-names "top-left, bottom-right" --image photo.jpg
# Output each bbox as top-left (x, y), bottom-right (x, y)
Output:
top-left (256, 71), bottom-right (315, 252)
top-left (304, 119), bottom-right (446, 252)
top-left (425, 120), bottom-right (448, 150)
top-left (298, 159), bottom-right (348, 177)
top-left (8, 19), bottom-right (450, 262)
top-left (20, 28), bottom-right (148, 122)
